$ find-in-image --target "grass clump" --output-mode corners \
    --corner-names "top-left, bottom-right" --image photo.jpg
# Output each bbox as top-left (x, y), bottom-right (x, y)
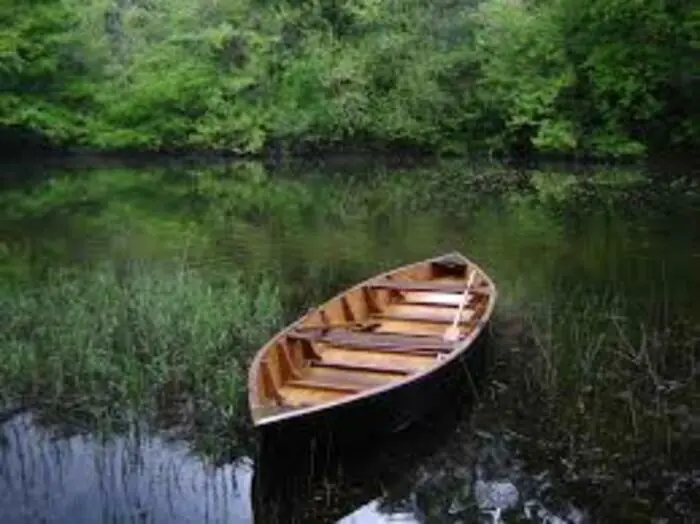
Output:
top-left (488, 286), bottom-right (699, 520)
top-left (0, 261), bottom-right (282, 444)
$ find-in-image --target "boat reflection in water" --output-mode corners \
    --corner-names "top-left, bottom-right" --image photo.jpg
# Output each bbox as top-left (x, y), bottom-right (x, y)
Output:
top-left (253, 394), bottom-right (590, 524)
top-left (252, 392), bottom-right (475, 524)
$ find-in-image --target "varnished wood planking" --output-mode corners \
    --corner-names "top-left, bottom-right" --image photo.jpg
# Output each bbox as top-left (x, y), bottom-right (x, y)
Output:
top-left (373, 319), bottom-right (452, 337)
top-left (304, 366), bottom-right (398, 388)
top-left (279, 385), bottom-right (348, 405)
top-left (381, 303), bottom-right (475, 323)
top-left (318, 346), bottom-right (436, 371)
top-left (399, 291), bottom-right (470, 306)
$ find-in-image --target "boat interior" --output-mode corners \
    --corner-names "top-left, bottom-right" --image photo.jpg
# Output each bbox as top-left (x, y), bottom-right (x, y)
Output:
top-left (249, 254), bottom-right (494, 422)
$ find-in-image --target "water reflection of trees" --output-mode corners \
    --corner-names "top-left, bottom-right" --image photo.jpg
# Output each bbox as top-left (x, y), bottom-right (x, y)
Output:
top-left (0, 412), bottom-right (254, 523)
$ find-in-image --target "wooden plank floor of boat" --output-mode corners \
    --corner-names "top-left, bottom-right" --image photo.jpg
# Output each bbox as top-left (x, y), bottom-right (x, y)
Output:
top-left (276, 285), bottom-right (480, 410)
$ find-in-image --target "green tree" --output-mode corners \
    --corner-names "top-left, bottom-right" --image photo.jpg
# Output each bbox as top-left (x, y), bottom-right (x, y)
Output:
top-left (1, 0), bottom-right (697, 156)
top-left (0, 0), bottom-right (91, 143)
top-left (555, 0), bottom-right (699, 153)
top-left (468, 0), bottom-right (578, 154)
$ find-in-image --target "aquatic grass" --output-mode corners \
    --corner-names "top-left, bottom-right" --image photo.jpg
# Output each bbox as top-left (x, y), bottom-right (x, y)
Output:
top-left (487, 285), bottom-right (700, 520)
top-left (0, 260), bottom-right (282, 443)
top-left (505, 279), bottom-right (697, 395)
top-left (516, 289), bottom-right (626, 394)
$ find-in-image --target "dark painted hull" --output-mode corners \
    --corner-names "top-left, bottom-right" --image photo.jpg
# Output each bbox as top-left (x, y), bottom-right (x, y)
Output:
top-left (251, 371), bottom-right (485, 524)
top-left (256, 322), bottom-right (492, 459)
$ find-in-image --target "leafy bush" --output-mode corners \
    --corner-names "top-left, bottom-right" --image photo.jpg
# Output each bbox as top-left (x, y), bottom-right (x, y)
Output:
top-left (1, 0), bottom-right (696, 156)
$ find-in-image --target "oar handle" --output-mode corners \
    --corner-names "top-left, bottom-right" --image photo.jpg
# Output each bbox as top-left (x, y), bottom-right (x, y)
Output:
top-left (448, 269), bottom-right (478, 331)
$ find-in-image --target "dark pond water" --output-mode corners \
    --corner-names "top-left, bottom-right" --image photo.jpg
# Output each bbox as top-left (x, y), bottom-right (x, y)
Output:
top-left (0, 158), bottom-right (699, 523)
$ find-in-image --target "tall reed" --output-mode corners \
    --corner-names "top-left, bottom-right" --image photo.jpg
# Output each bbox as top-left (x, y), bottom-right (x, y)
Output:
top-left (0, 260), bottom-right (282, 441)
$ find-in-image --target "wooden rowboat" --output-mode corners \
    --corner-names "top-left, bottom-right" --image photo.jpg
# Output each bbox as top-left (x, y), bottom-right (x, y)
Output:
top-left (247, 252), bottom-right (497, 447)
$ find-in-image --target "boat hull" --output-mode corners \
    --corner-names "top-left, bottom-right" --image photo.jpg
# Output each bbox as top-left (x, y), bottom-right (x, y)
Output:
top-left (256, 321), bottom-right (491, 456)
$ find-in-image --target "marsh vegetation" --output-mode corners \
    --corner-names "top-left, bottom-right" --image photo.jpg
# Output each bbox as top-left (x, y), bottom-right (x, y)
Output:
top-left (0, 159), bottom-right (698, 521)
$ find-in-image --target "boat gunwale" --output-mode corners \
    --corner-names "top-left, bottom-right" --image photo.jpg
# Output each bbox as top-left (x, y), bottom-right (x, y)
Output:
top-left (247, 251), bottom-right (498, 428)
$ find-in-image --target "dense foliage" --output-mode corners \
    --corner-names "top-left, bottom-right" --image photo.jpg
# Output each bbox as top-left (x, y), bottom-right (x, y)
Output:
top-left (1, 0), bottom-right (698, 156)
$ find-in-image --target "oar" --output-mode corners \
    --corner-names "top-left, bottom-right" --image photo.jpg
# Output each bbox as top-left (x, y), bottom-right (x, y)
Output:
top-left (443, 269), bottom-right (478, 342)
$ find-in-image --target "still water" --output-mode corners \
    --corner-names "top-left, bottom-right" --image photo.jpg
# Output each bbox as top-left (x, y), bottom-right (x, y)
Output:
top-left (0, 158), bottom-right (698, 523)
top-left (1, 413), bottom-right (254, 523)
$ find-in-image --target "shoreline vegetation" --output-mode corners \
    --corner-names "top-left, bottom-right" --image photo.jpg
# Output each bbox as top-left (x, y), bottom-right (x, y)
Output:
top-left (2, 0), bottom-right (697, 160)
top-left (0, 261), bottom-right (283, 456)
top-left (1, 258), bottom-right (697, 508)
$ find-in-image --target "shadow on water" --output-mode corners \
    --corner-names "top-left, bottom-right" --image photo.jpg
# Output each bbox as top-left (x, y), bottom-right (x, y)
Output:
top-left (251, 397), bottom-right (473, 524)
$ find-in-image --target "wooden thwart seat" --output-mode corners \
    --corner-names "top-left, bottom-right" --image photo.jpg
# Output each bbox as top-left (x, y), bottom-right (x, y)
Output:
top-left (378, 305), bottom-right (475, 324)
top-left (286, 378), bottom-right (362, 394)
top-left (370, 279), bottom-right (489, 295)
top-left (288, 365), bottom-right (395, 393)
top-left (398, 291), bottom-right (468, 307)
top-left (310, 360), bottom-right (413, 376)
top-left (370, 279), bottom-right (467, 293)
top-left (289, 327), bottom-right (455, 353)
